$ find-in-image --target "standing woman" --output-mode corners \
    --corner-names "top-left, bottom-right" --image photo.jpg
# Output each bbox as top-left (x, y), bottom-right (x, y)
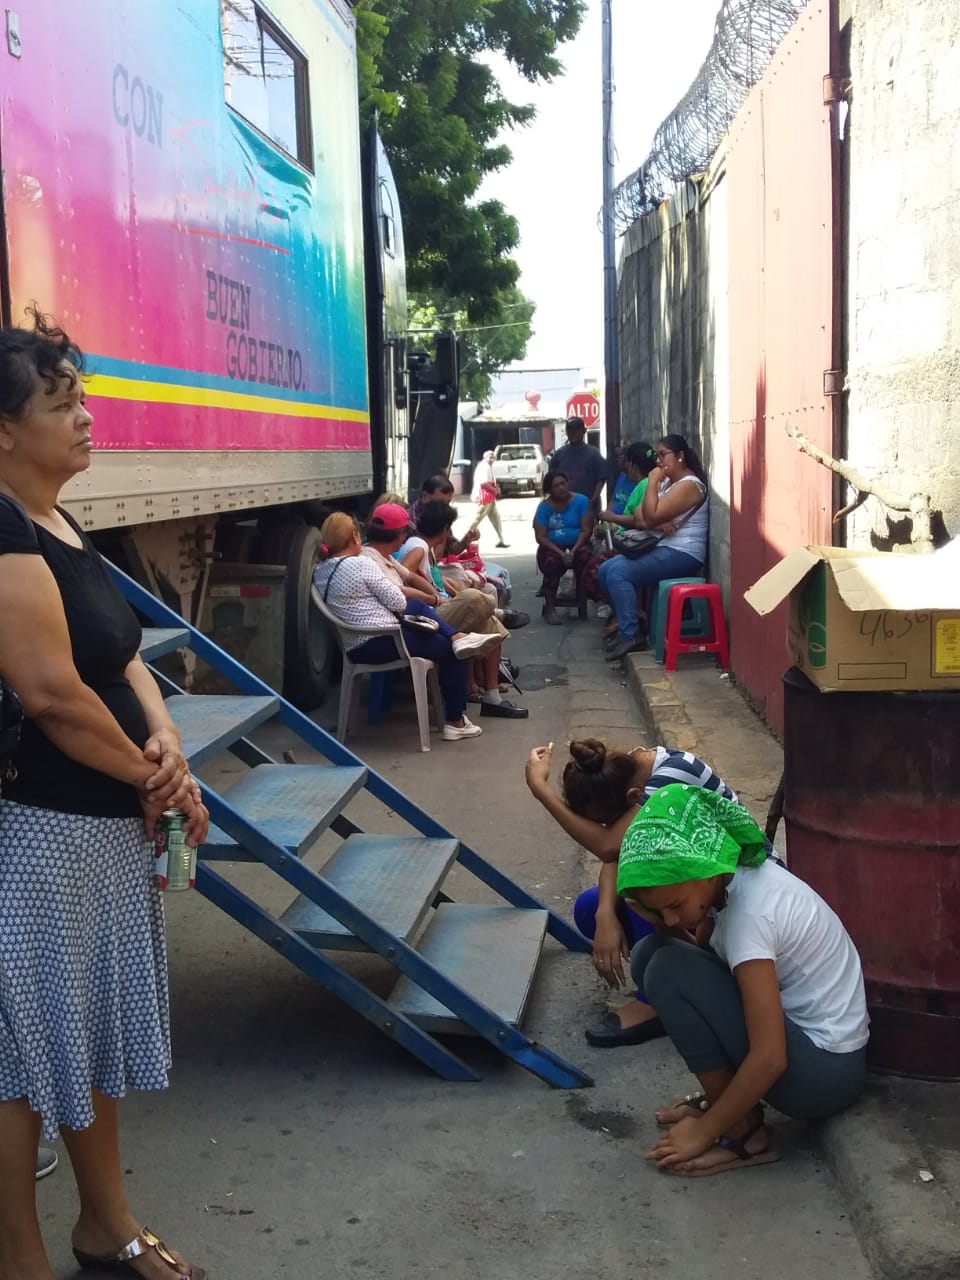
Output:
top-left (599, 433), bottom-right (709, 662)
top-left (470, 450), bottom-right (508, 548)
top-left (0, 313), bottom-right (209, 1279)
top-left (533, 471), bottom-right (594, 625)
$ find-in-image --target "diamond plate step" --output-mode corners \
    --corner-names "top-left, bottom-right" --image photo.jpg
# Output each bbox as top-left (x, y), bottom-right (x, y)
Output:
top-left (165, 694), bottom-right (279, 767)
top-left (202, 765), bottom-right (368, 860)
top-left (139, 628), bottom-right (190, 661)
top-left (279, 835), bottom-right (460, 951)
top-left (387, 904), bottom-right (548, 1035)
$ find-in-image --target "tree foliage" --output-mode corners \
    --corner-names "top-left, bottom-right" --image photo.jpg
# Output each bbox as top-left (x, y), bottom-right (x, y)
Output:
top-left (409, 285), bottom-right (536, 403)
top-left (355, 0), bottom-right (585, 359)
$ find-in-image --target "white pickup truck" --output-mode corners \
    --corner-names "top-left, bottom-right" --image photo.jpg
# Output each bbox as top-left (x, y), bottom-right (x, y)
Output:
top-left (492, 444), bottom-right (546, 497)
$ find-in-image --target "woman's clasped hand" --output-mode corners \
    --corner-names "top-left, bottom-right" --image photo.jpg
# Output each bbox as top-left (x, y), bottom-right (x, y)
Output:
top-left (139, 726), bottom-right (208, 844)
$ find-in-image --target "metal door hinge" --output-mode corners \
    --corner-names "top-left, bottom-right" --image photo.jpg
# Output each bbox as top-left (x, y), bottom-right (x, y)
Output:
top-left (823, 369), bottom-right (846, 396)
top-left (823, 74), bottom-right (851, 105)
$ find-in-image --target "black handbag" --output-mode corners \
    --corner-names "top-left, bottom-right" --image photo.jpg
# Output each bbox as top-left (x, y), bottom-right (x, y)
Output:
top-left (401, 613), bottom-right (440, 633)
top-left (0, 680), bottom-right (23, 791)
top-left (612, 529), bottom-right (660, 559)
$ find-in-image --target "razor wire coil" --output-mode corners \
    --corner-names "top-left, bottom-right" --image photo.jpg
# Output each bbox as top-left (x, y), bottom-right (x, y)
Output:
top-left (612, 0), bottom-right (809, 231)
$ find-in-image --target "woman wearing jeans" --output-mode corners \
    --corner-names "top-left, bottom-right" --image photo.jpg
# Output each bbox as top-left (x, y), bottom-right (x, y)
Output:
top-left (617, 784), bottom-right (868, 1177)
top-left (599, 434), bottom-right (709, 663)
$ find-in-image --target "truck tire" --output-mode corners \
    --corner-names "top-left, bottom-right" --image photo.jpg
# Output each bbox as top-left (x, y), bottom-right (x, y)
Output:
top-left (256, 522), bottom-right (335, 709)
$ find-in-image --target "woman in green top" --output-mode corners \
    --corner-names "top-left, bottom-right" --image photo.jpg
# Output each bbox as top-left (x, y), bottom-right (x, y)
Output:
top-left (583, 442), bottom-right (658, 605)
top-left (598, 441), bottom-right (658, 527)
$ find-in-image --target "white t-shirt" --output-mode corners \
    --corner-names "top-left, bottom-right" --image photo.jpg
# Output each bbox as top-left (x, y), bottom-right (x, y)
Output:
top-left (397, 534), bottom-right (430, 576)
top-left (472, 458), bottom-right (496, 502)
top-left (709, 859), bottom-right (869, 1054)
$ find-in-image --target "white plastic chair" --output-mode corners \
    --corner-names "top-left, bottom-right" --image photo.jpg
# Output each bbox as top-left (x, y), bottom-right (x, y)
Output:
top-left (311, 588), bottom-right (444, 752)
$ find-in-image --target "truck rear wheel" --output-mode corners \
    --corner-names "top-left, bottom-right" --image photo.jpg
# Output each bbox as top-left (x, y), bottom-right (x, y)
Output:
top-left (256, 522), bottom-right (336, 710)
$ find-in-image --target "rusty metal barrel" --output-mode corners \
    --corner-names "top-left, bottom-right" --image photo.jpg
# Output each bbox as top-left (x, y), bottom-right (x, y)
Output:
top-left (782, 667), bottom-right (960, 1079)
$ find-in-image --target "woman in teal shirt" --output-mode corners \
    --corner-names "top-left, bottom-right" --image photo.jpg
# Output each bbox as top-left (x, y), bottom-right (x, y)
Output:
top-left (533, 471), bottom-right (594, 624)
top-left (599, 441), bottom-right (657, 527)
top-left (582, 442), bottom-right (658, 606)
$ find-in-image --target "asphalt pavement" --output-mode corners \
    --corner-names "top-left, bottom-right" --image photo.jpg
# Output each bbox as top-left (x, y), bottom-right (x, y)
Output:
top-left (36, 498), bottom-right (873, 1279)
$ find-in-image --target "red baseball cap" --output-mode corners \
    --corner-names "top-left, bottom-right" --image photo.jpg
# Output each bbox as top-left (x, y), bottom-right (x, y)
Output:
top-left (369, 503), bottom-right (411, 531)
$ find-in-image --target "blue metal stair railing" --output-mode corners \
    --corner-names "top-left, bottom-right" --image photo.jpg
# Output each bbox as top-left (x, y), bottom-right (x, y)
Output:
top-left (114, 566), bottom-right (593, 1090)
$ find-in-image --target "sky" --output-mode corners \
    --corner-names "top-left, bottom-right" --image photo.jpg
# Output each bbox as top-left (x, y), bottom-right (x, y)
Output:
top-left (479, 0), bottom-right (721, 374)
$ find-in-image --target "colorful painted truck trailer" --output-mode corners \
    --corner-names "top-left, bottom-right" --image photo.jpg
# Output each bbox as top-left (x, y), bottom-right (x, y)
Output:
top-left (0, 0), bottom-right (432, 703)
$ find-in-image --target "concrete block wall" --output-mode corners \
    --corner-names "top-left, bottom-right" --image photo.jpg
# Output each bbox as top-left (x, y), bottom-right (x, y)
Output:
top-left (617, 175), bottom-right (731, 604)
top-left (846, 0), bottom-right (960, 547)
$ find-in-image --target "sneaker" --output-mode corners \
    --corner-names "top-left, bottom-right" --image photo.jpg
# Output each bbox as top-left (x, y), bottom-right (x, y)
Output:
top-left (442, 717), bottom-right (483, 741)
top-left (452, 632), bottom-right (501, 660)
top-left (35, 1148), bottom-right (58, 1181)
top-left (596, 603), bottom-right (613, 620)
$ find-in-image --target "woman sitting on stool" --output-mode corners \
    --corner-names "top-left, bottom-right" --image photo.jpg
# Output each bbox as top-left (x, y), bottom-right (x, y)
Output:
top-left (599, 433), bottom-right (709, 663)
top-left (621, 784), bottom-right (868, 1177)
top-left (533, 471), bottom-right (593, 625)
top-left (524, 737), bottom-right (737, 1046)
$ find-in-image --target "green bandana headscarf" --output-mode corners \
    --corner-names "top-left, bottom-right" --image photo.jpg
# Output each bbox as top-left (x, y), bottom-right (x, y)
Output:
top-left (617, 783), bottom-right (767, 896)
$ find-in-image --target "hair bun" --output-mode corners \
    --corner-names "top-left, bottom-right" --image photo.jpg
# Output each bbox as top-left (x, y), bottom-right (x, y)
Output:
top-left (568, 738), bottom-right (606, 774)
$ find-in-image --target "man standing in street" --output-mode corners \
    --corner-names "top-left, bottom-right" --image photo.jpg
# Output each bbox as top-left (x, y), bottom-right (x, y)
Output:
top-left (550, 417), bottom-right (607, 513)
top-left (471, 450), bottom-right (509, 548)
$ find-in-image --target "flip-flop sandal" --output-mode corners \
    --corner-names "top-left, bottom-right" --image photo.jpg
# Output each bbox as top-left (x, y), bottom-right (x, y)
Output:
top-left (73, 1226), bottom-right (205, 1279)
top-left (467, 691), bottom-right (483, 703)
top-left (668, 1121), bottom-right (780, 1178)
top-left (655, 1091), bottom-right (711, 1126)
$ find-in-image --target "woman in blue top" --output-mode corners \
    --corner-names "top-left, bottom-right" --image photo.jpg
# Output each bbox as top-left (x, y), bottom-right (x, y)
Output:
top-left (609, 447), bottom-right (634, 515)
top-left (533, 470), bottom-right (594, 625)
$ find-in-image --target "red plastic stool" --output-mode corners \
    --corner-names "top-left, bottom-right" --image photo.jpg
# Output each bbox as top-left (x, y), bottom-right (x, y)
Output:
top-left (663, 582), bottom-right (729, 672)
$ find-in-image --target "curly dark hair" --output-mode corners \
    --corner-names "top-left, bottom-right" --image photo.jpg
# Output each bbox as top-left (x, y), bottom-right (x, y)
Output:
top-left (562, 738), bottom-right (640, 825)
top-left (0, 306), bottom-right (85, 421)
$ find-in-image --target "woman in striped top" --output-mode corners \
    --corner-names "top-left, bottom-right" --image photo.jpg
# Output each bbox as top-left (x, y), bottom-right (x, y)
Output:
top-left (525, 738), bottom-right (737, 1047)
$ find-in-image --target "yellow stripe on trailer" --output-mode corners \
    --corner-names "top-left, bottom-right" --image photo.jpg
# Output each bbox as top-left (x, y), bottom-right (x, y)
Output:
top-left (85, 373), bottom-right (370, 423)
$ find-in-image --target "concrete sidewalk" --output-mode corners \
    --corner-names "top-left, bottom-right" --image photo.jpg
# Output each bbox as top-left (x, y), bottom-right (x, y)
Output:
top-left (623, 651), bottom-right (960, 1280)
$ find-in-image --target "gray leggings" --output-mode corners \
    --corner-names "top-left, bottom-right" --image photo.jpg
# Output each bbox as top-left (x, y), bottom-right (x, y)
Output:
top-left (632, 934), bottom-right (867, 1119)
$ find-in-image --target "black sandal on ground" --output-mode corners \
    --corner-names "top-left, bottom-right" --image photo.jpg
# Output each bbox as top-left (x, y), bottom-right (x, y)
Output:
top-left (584, 1009), bottom-right (666, 1047)
top-left (73, 1227), bottom-right (206, 1279)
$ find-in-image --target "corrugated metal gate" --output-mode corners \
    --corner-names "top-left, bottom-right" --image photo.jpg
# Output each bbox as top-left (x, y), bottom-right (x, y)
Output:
top-left (727, 0), bottom-right (839, 735)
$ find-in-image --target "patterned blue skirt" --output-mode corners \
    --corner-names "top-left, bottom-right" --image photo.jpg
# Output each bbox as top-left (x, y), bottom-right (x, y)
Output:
top-left (0, 801), bottom-right (171, 1139)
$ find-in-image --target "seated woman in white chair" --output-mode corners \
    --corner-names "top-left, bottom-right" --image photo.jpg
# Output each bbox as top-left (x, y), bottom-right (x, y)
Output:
top-left (313, 512), bottom-right (498, 742)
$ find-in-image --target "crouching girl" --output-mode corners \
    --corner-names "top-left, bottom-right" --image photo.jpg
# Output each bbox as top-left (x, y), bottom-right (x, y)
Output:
top-left (617, 784), bottom-right (868, 1177)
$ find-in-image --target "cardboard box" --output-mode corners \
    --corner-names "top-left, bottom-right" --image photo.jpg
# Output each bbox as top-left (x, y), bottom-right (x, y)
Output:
top-left (745, 546), bottom-right (960, 692)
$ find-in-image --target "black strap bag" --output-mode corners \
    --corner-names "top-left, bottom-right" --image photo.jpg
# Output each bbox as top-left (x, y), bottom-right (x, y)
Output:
top-left (0, 681), bottom-right (22, 790)
top-left (611, 529), bottom-right (660, 559)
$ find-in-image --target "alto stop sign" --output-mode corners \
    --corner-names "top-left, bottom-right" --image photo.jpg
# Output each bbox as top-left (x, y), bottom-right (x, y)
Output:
top-left (566, 392), bottom-right (600, 426)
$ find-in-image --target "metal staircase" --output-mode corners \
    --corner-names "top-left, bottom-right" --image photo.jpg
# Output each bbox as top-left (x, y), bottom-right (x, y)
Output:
top-left (128, 571), bottom-right (593, 1090)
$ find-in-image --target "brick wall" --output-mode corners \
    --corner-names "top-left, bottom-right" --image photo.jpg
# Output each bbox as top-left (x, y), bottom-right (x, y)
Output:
top-left (617, 174), bottom-right (731, 604)
top-left (845, 0), bottom-right (960, 547)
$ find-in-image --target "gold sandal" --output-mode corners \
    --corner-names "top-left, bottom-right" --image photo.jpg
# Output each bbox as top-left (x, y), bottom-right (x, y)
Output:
top-left (73, 1226), bottom-right (205, 1279)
